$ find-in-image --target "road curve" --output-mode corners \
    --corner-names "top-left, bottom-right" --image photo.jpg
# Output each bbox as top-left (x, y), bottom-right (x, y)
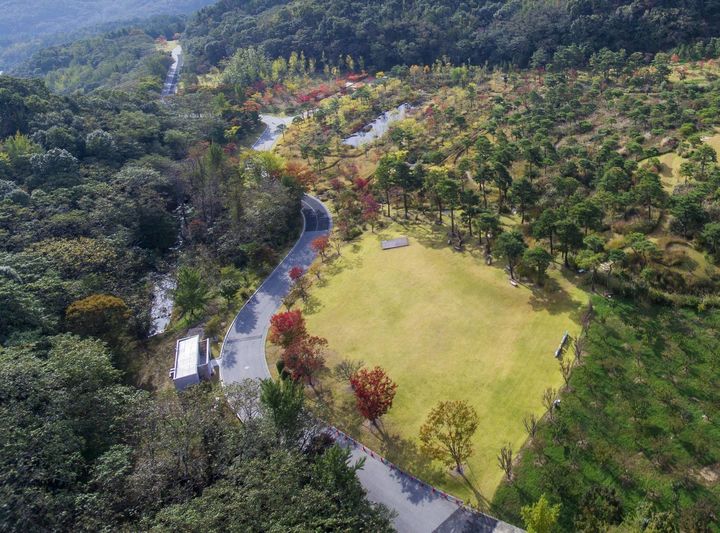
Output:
top-left (218, 195), bottom-right (521, 533)
top-left (219, 194), bottom-right (331, 384)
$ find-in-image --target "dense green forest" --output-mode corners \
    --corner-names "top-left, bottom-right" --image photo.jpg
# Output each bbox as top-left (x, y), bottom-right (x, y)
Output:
top-left (0, 0), bottom-right (214, 69)
top-left (185, 0), bottom-right (720, 73)
top-left (0, 68), bottom-right (393, 529)
top-left (15, 17), bottom-right (185, 94)
top-left (0, 339), bottom-right (393, 530)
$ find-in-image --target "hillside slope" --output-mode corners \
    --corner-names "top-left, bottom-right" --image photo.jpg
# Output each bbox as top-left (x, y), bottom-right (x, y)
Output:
top-left (185, 0), bottom-right (720, 72)
top-left (0, 0), bottom-right (215, 69)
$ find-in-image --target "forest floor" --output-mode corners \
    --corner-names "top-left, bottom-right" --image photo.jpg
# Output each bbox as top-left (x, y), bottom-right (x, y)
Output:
top-left (268, 218), bottom-right (587, 503)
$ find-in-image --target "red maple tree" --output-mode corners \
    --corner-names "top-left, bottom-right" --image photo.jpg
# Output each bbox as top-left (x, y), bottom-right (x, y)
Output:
top-left (268, 310), bottom-right (307, 348)
top-left (353, 177), bottom-right (371, 192)
top-left (311, 235), bottom-right (330, 261)
top-left (288, 265), bottom-right (310, 299)
top-left (285, 161), bottom-right (319, 189)
top-left (349, 366), bottom-right (398, 429)
top-left (282, 335), bottom-right (327, 385)
top-left (289, 266), bottom-right (304, 281)
top-left (361, 194), bottom-right (381, 232)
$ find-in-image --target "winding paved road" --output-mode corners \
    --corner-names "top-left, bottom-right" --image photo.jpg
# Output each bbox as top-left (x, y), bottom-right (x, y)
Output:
top-left (219, 195), bottom-right (330, 383)
top-left (252, 114), bottom-right (295, 151)
top-left (218, 194), bottom-right (522, 533)
top-left (161, 45), bottom-right (183, 98)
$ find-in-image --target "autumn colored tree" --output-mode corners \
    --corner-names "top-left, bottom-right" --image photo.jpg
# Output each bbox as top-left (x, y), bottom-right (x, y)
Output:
top-left (282, 335), bottom-right (327, 386)
top-left (269, 310), bottom-right (307, 348)
top-left (65, 294), bottom-right (130, 344)
top-left (308, 261), bottom-right (323, 281)
top-left (288, 265), bottom-right (310, 300)
top-left (289, 266), bottom-right (304, 281)
top-left (311, 235), bottom-right (330, 261)
top-left (285, 161), bottom-right (319, 189)
top-left (361, 194), bottom-right (381, 232)
top-left (349, 366), bottom-right (397, 430)
top-left (419, 400), bottom-right (478, 474)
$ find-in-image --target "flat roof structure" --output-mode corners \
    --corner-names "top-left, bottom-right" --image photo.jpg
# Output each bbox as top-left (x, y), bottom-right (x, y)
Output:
top-left (175, 334), bottom-right (201, 379)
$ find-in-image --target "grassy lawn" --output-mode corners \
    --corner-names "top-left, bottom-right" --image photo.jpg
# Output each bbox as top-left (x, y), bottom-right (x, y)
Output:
top-left (655, 151), bottom-right (687, 192)
top-left (648, 131), bottom-right (720, 192)
top-left (286, 222), bottom-right (587, 504)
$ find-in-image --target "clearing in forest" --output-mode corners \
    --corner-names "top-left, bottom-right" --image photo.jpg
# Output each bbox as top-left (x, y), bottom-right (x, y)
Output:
top-left (287, 223), bottom-right (587, 503)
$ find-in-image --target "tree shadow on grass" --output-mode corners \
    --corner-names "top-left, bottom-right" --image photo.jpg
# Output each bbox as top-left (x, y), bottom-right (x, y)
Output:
top-left (302, 294), bottom-right (323, 315)
top-left (408, 221), bottom-right (463, 251)
top-left (310, 382), bottom-right (365, 437)
top-left (315, 276), bottom-right (330, 288)
top-left (375, 429), bottom-right (493, 508)
top-left (323, 247), bottom-right (365, 277)
top-left (458, 464), bottom-right (493, 511)
top-left (377, 431), bottom-right (445, 488)
top-left (528, 274), bottom-right (585, 322)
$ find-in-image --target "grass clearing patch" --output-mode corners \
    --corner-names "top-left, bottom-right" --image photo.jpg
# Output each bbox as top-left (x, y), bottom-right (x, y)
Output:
top-left (283, 222), bottom-right (586, 503)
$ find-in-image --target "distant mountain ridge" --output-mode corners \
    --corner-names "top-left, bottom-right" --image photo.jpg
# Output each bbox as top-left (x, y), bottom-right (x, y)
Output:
top-left (0, 0), bottom-right (216, 69)
top-left (184, 0), bottom-right (720, 72)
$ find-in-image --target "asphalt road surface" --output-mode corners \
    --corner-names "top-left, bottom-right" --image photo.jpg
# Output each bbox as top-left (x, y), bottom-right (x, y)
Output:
top-left (218, 195), bottom-right (521, 532)
top-left (219, 195), bottom-right (330, 384)
top-left (252, 114), bottom-right (296, 151)
top-left (161, 45), bottom-right (183, 98)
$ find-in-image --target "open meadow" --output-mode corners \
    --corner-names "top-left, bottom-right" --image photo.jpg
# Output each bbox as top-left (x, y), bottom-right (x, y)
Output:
top-left (273, 222), bottom-right (588, 502)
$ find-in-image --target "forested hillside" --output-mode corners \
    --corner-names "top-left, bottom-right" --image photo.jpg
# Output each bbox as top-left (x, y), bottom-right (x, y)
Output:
top-left (0, 0), bottom-right (215, 69)
top-left (185, 0), bottom-right (720, 73)
top-left (0, 68), bottom-right (393, 530)
top-left (8, 0), bottom-right (720, 530)
top-left (15, 17), bottom-right (185, 94)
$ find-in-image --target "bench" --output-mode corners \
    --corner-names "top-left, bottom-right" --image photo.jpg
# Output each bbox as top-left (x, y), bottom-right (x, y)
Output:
top-left (555, 331), bottom-right (569, 358)
top-left (381, 237), bottom-right (409, 250)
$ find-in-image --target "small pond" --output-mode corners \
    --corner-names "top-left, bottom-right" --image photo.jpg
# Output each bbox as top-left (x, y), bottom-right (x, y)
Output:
top-left (342, 103), bottom-right (412, 148)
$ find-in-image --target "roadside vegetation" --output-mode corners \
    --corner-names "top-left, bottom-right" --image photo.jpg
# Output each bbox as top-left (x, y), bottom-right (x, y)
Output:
top-left (7, 1), bottom-right (720, 530)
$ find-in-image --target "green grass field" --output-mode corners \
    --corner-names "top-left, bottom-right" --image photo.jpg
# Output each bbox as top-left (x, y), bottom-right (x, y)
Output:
top-left (650, 132), bottom-right (720, 192)
top-left (295, 222), bottom-right (587, 503)
top-left (655, 151), bottom-right (687, 191)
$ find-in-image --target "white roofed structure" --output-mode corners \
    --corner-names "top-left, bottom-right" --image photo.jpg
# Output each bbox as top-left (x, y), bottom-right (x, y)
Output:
top-left (171, 334), bottom-right (212, 391)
